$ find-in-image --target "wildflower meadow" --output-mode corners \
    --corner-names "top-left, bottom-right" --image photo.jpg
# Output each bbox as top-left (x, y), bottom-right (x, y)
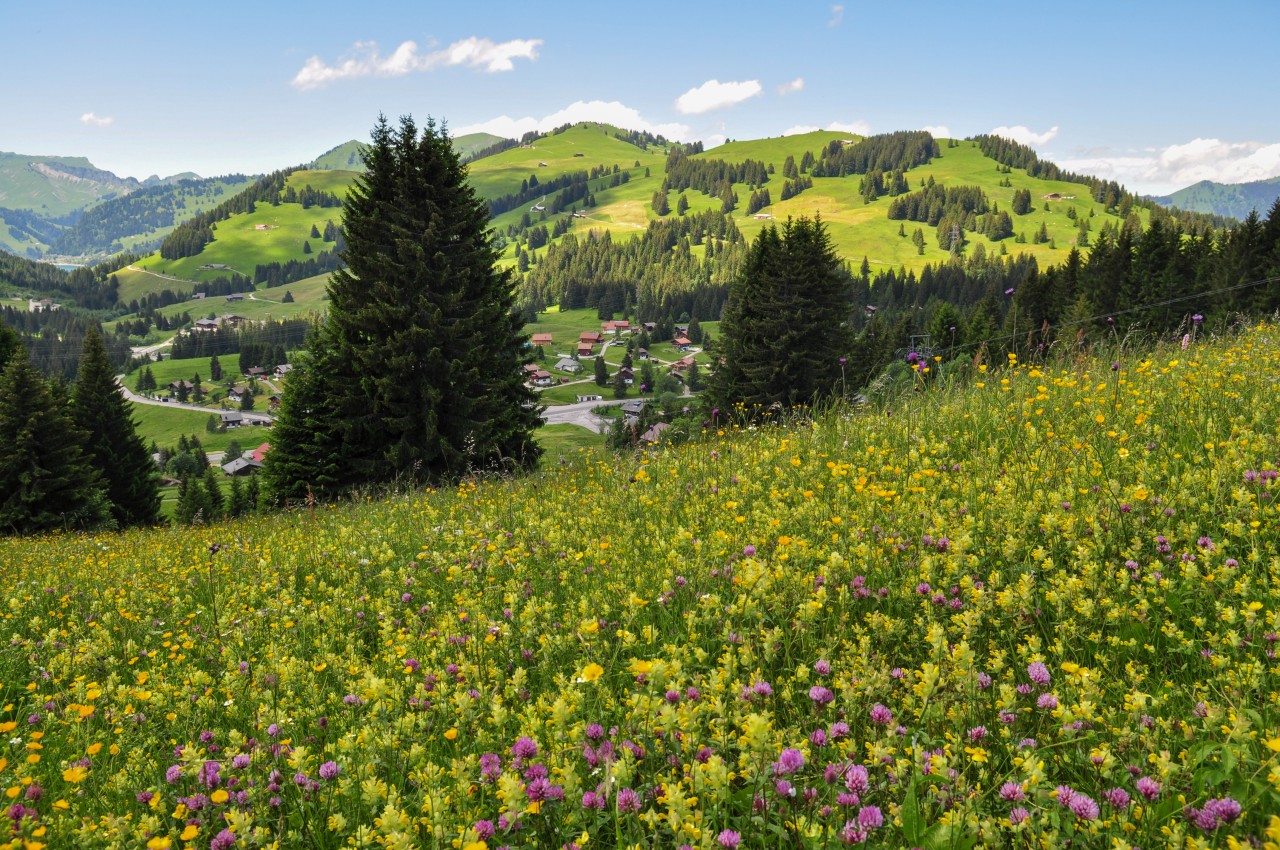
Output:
top-left (2, 324), bottom-right (1279, 849)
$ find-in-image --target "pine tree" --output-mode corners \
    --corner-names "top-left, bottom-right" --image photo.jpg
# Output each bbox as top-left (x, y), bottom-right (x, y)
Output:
top-left (203, 466), bottom-right (225, 518)
top-left (210, 355), bottom-right (222, 382)
top-left (267, 115), bottom-right (542, 498)
top-left (594, 355), bottom-right (609, 387)
top-left (70, 327), bottom-right (161, 527)
top-left (707, 217), bottom-right (854, 413)
top-left (0, 346), bottom-right (111, 534)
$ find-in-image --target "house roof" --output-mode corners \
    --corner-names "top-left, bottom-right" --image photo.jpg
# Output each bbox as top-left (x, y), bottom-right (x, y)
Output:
top-left (579, 331), bottom-right (604, 342)
top-left (250, 443), bottom-right (271, 462)
top-left (221, 457), bottom-right (263, 475)
top-left (555, 358), bottom-right (580, 370)
top-left (674, 336), bottom-right (692, 346)
top-left (531, 333), bottom-right (553, 344)
top-left (621, 400), bottom-right (646, 414)
top-left (641, 422), bottom-right (670, 444)
top-left (220, 411), bottom-right (244, 422)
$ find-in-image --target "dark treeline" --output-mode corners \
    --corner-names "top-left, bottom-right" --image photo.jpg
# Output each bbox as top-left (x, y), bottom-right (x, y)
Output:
top-left (489, 170), bottom-right (597, 218)
top-left (0, 207), bottom-right (69, 253)
top-left (50, 175), bottom-right (254, 256)
top-left (662, 148), bottom-right (769, 194)
top-left (254, 249), bottom-right (344, 287)
top-left (278, 184), bottom-right (343, 209)
top-left (464, 136), bottom-right (522, 163)
top-left (0, 306), bottom-right (132, 378)
top-left (0, 250), bottom-right (119, 310)
top-left (841, 199), bottom-right (1280, 388)
top-left (612, 128), bottom-right (677, 151)
top-left (520, 210), bottom-right (746, 323)
top-left (887, 182), bottom-right (991, 224)
top-left (166, 317), bottom-right (313, 363)
top-left (969, 134), bottom-right (1231, 233)
top-left (159, 167), bottom-right (301, 260)
top-left (811, 131), bottom-right (940, 178)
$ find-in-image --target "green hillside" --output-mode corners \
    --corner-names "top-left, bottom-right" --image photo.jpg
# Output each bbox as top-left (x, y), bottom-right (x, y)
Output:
top-left (1150, 176), bottom-right (1280, 221)
top-left (48, 175), bottom-right (258, 258)
top-left (110, 125), bottom-right (1163, 321)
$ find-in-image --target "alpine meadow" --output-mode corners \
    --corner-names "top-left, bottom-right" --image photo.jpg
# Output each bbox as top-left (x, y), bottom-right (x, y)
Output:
top-left (3, 2), bottom-right (1280, 846)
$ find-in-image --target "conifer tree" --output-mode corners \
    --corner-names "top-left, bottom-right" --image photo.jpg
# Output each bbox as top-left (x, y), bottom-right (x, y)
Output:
top-left (267, 115), bottom-right (541, 498)
top-left (70, 327), bottom-right (161, 527)
top-left (708, 216), bottom-right (854, 413)
top-left (0, 346), bottom-right (110, 534)
top-left (594, 355), bottom-right (609, 387)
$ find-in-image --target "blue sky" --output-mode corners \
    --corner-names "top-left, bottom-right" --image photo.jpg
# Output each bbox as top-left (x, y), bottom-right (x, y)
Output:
top-left (3, 0), bottom-right (1278, 195)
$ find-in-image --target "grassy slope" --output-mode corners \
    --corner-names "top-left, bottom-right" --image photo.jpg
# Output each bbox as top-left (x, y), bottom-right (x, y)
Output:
top-left (115, 126), bottom-right (1150, 307)
top-left (1, 326), bottom-right (1276, 847)
top-left (129, 401), bottom-right (271, 452)
top-left (107, 177), bottom-right (262, 255)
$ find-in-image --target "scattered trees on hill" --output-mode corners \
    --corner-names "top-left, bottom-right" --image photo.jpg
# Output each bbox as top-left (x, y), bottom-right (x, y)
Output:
top-left (662, 148), bottom-right (769, 194)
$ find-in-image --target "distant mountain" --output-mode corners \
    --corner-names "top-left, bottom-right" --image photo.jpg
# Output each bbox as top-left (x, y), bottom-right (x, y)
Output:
top-left (0, 151), bottom-right (201, 257)
top-left (310, 133), bottom-right (510, 172)
top-left (48, 174), bottom-right (258, 259)
top-left (1149, 176), bottom-right (1280, 221)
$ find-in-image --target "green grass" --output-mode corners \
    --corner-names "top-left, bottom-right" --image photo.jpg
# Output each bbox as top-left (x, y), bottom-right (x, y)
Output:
top-left (534, 381), bottom-right (606, 405)
top-left (694, 130), bottom-right (856, 166)
top-left (135, 204), bottom-right (345, 280)
top-left (107, 273), bottom-right (331, 336)
top-left (533, 423), bottom-right (604, 462)
top-left (129, 401), bottom-right (271, 453)
top-left (284, 169), bottom-right (359, 199)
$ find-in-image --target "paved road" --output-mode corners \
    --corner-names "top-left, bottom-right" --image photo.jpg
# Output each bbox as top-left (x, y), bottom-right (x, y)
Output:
top-left (116, 378), bottom-right (275, 425)
top-left (540, 398), bottom-right (626, 433)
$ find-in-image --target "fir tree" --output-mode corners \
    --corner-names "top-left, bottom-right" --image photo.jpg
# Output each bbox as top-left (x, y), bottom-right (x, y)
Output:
top-left (708, 216), bottom-right (854, 413)
top-left (594, 355), bottom-right (609, 387)
top-left (0, 346), bottom-right (110, 534)
top-left (70, 327), bottom-right (161, 527)
top-left (210, 355), bottom-right (222, 382)
top-left (267, 115), bottom-right (542, 498)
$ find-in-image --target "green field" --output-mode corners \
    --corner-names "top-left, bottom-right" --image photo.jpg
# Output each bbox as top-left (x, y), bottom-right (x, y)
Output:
top-left (135, 204), bottom-right (345, 280)
top-left (128, 400), bottom-right (271, 452)
top-left (533, 422), bottom-right (604, 460)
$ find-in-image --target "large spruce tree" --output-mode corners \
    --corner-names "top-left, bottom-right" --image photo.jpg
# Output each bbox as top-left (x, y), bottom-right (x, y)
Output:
top-left (267, 115), bottom-right (542, 500)
top-left (708, 216), bottom-right (854, 413)
top-left (0, 346), bottom-right (111, 534)
top-left (71, 326), bottom-right (162, 527)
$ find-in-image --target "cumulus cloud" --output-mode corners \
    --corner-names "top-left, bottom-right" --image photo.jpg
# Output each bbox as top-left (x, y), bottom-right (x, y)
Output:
top-left (781, 119), bottom-right (871, 137)
top-left (454, 100), bottom-right (691, 142)
top-left (675, 80), bottom-right (763, 115)
top-left (828, 4), bottom-right (844, 27)
top-left (80, 112), bottom-right (114, 127)
top-left (292, 37), bottom-right (541, 89)
top-left (921, 124), bottom-right (951, 139)
top-left (1059, 137), bottom-right (1280, 195)
top-left (778, 78), bottom-right (804, 95)
top-left (989, 125), bottom-right (1060, 146)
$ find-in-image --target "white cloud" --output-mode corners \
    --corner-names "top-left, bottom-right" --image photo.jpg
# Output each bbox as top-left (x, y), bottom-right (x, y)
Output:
top-left (921, 124), bottom-right (951, 139)
top-left (828, 120), bottom-right (871, 136)
top-left (291, 37), bottom-right (541, 89)
top-left (703, 134), bottom-right (728, 149)
top-left (828, 4), bottom-right (844, 27)
top-left (80, 112), bottom-right (114, 127)
top-left (454, 100), bottom-right (691, 142)
top-left (989, 125), bottom-right (1060, 146)
top-left (1059, 137), bottom-right (1280, 195)
top-left (674, 79), bottom-right (763, 115)
top-left (782, 119), bottom-right (871, 137)
top-left (777, 78), bottom-right (804, 96)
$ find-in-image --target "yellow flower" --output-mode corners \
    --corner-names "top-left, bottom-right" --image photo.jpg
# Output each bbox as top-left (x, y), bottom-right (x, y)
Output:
top-left (179, 825), bottom-right (199, 841)
top-left (210, 789), bottom-right (229, 804)
top-left (146, 838), bottom-right (171, 850)
top-left (1265, 737), bottom-right (1280, 753)
top-left (630, 659), bottom-right (654, 676)
top-left (61, 766), bottom-right (88, 783)
top-left (580, 663), bottom-right (604, 682)
top-left (444, 728), bottom-right (459, 741)
top-left (463, 842), bottom-right (488, 850)
top-left (86, 743), bottom-right (102, 756)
